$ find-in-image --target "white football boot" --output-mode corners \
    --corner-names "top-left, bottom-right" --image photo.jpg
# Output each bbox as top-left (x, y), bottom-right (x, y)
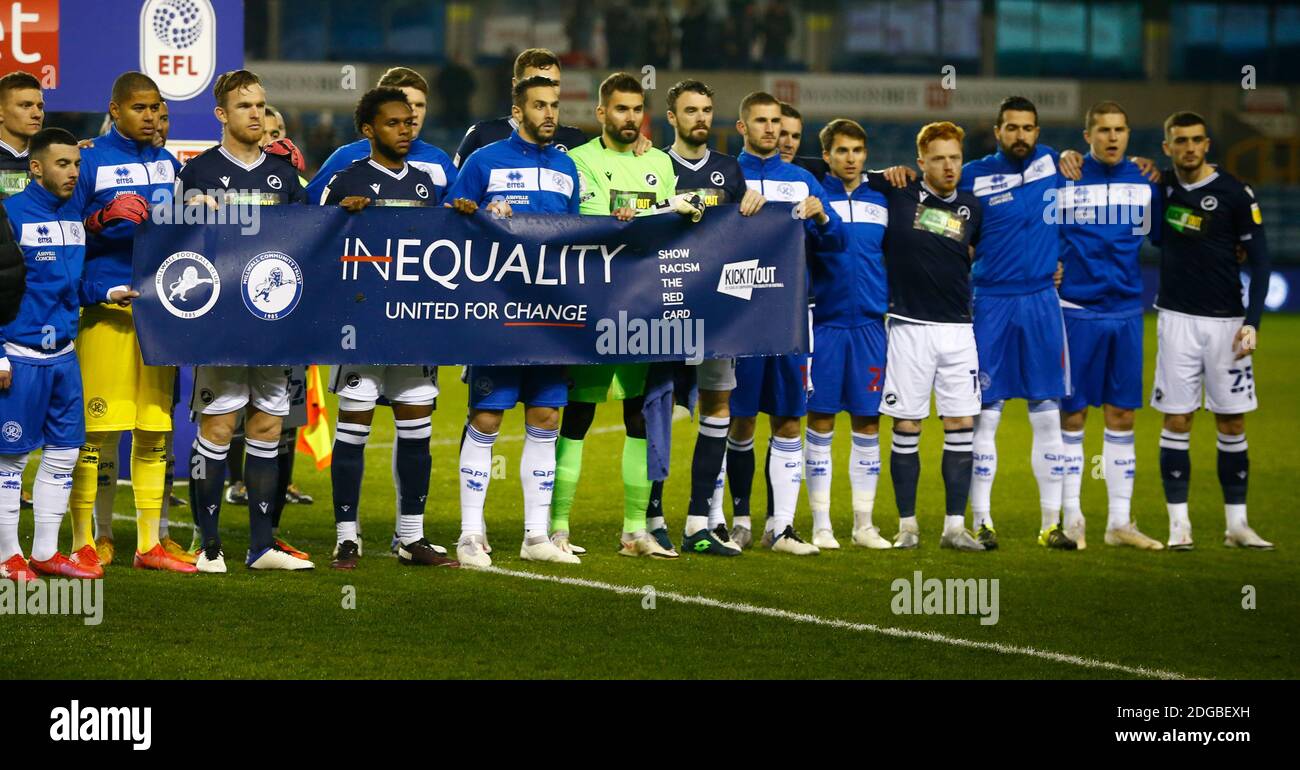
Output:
top-left (1167, 519), bottom-right (1194, 551)
top-left (195, 546), bottom-right (227, 574)
top-left (1104, 522), bottom-right (1164, 550)
top-left (1224, 526), bottom-right (1274, 550)
top-left (1064, 516), bottom-right (1087, 550)
top-left (247, 546), bottom-right (314, 570)
top-left (812, 528), bottom-right (841, 550)
top-left (521, 536), bottom-right (581, 564)
top-left (852, 524), bottom-right (892, 549)
top-left (618, 530), bottom-right (679, 558)
top-left (456, 534), bottom-right (492, 568)
top-left (770, 525), bottom-right (820, 556)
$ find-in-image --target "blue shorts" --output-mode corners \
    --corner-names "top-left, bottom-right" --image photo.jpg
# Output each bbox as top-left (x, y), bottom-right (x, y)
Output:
top-left (732, 354), bottom-right (808, 418)
top-left (973, 286), bottom-right (1068, 404)
top-left (0, 351), bottom-right (85, 453)
top-left (807, 320), bottom-right (886, 416)
top-left (1061, 309), bottom-right (1143, 412)
top-left (466, 365), bottom-right (567, 410)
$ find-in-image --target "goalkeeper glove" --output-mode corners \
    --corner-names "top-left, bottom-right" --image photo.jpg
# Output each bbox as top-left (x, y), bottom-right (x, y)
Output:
top-left (656, 192), bottom-right (705, 222)
top-left (84, 193), bottom-right (150, 235)
top-left (264, 138), bottom-right (306, 173)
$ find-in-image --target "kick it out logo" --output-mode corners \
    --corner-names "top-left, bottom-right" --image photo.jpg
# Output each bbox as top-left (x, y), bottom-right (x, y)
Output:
top-left (242, 251), bottom-right (304, 320)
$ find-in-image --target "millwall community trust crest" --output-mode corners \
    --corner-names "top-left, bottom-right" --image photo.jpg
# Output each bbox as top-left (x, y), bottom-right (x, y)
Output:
top-left (156, 251), bottom-right (220, 319)
top-left (242, 251), bottom-right (304, 321)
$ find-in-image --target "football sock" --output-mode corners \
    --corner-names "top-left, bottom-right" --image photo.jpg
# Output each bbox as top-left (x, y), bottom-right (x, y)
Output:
top-left (160, 450), bottom-right (174, 539)
top-left (271, 431), bottom-right (295, 530)
top-left (1061, 429), bottom-right (1085, 526)
top-left (30, 447), bottom-right (77, 561)
top-left (726, 436), bottom-right (754, 523)
top-left (1028, 401), bottom-right (1065, 530)
top-left (944, 514), bottom-right (967, 535)
top-left (1159, 429), bottom-right (1191, 524)
top-left (131, 430), bottom-right (169, 554)
top-left (849, 431), bottom-right (880, 529)
top-left (227, 433), bottom-right (245, 483)
top-left (458, 423), bottom-right (496, 537)
top-left (522, 424), bottom-right (558, 539)
top-left (244, 437), bottom-right (280, 554)
top-left (92, 435), bottom-right (120, 542)
top-left (707, 454), bottom-right (727, 529)
top-left (621, 437), bottom-right (650, 534)
top-left (0, 453), bottom-right (28, 559)
top-left (394, 416), bottom-right (433, 545)
top-left (72, 432), bottom-right (106, 545)
top-left (1216, 431), bottom-right (1249, 529)
top-left (970, 405), bottom-right (1002, 529)
top-left (688, 416), bottom-right (730, 525)
top-left (1104, 429), bottom-right (1136, 529)
top-left (804, 428), bottom-right (833, 532)
top-left (890, 427), bottom-right (921, 519)
top-left (767, 436), bottom-right (803, 532)
top-left (763, 440), bottom-right (775, 532)
top-left (942, 427), bottom-right (974, 522)
top-left (337, 520), bottom-right (358, 545)
top-left (331, 420), bottom-right (370, 529)
top-left (646, 480), bottom-right (665, 532)
top-left (190, 435), bottom-right (229, 547)
top-left (550, 437), bottom-right (583, 534)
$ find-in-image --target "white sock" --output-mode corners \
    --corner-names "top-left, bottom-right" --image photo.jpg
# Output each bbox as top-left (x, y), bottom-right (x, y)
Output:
top-left (94, 431), bottom-right (121, 539)
top-left (1167, 501), bottom-right (1190, 527)
top-left (685, 514), bottom-right (708, 535)
top-left (459, 424), bottom-right (497, 538)
top-left (849, 431), bottom-right (880, 528)
top-left (1103, 430), bottom-right (1136, 529)
top-left (768, 436), bottom-right (803, 532)
top-left (521, 425), bottom-right (558, 539)
top-left (0, 453), bottom-right (28, 559)
top-left (336, 520), bottom-right (358, 544)
top-left (1061, 429), bottom-right (1085, 526)
top-left (944, 513), bottom-right (966, 535)
top-left (970, 406), bottom-right (1002, 529)
top-left (1028, 402), bottom-right (1065, 529)
top-left (1225, 503), bottom-right (1248, 531)
top-left (707, 453), bottom-right (727, 529)
top-left (804, 428), bottom-right (833, 532)
top-left (31, 447), bottom-right (78, 561)
top-left (734, 514), bottom-right (751, 531)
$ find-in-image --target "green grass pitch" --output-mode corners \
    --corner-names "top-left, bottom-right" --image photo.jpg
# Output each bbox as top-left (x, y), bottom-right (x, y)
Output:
top-left (5, 315), bottom-right (1297, 680)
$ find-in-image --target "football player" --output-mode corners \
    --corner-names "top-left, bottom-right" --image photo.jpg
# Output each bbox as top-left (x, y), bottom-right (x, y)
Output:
top-left (320, 87), bottom-right (463, 570)
top-left (0, 128), bottom-right (100, 580)
top-left (179, 69), bottom-right (311, 572)
top-left (443, 75), bottom-right (583, 566)
top-left (67, 72), bottom-right (192, 573)
top-left (1152, 111), bottom-right (1272, 550)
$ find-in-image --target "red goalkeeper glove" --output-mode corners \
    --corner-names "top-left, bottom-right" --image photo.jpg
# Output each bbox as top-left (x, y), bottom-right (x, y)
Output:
top-left (264, 138), bottom-right (305, 173)
top-left (84, 193), bottom-right (150, 235)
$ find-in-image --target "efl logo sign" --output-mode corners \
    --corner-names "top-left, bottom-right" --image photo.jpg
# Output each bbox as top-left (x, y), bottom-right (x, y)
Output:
top-left (140, 0), bottom-right (216, 101)
top-left (0, 0), bottom-right (59, 85)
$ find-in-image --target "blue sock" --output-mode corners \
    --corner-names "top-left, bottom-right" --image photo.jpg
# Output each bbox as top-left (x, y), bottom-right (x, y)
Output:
top-left (891, 428), bottom-right (921, 518)
top-left (189, 436), bottom-right (229, 548)
top-left (331, 422), bottom-right (370, 526)
top-left (1159, 429), bottom-right (1191, 505)
top-left (244, 437), bottom-right (280, 553)
top-left (1216, 432), bottom-right (1248, 505)
top-left (688, 416), bottom-right (729, 517)
top-left (394, 417), bottom-right (433, 543)
top-left (726, 437), bottom-right (754, 518)
top-left (942, 428), bottom-right (974, 517)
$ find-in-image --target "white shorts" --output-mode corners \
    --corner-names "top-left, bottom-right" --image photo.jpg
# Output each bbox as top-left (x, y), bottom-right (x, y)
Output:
top-left (192, 366), bottom-right (292, 417)
top-left (694, 358), bottom-right (736, 391)
top-left (880, 320), bottom-right (982, 420)
top-left (1151, 309), bottom-right (1257, 414)
top-left (329, 365), bottom-right (439, 408)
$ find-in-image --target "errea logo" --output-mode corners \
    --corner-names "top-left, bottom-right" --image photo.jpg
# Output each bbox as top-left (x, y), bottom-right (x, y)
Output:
top-left (716, 259), bottom-right (783, 300)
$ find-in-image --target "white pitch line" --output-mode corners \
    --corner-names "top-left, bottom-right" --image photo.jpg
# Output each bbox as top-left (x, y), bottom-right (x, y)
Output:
top-left (478, 565), bottom-right (1192, 681)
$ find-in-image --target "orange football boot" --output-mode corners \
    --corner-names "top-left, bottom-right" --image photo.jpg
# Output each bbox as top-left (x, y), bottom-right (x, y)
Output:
top-left (274, 538), bottom-right (309, 560)
top-left (70, 545), bottom-right (106, 578)
top-left (161, 535), bottom-right (197, 565)
top-left (29, 552), bottom-right (102, 579)
top-left (133, 543), bottom-right (198, 573)
top-left (1, 554), bottom-right (40, 582)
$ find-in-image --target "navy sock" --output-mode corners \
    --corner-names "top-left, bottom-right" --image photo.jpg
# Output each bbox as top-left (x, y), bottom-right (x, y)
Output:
top-left (190, 436), bottom-right (229, 548)
top-left (271, 434), bottom-right (293, 528)
top-left (1159, 429), bottom-right (1191, 504)
top-left (331, 422), bottom-right (370, 525)
top-left (395, 431), bottom-right (432, 517)
top-left (891, 428), bottom-right (922, 518)
top-left (244, 438), bottom-right (280, 553)
top-left (942, 427), bottom-right (974, 517)
top-left (1216, 433), bottom-right (1248, 505)
top-left (646, 480), bottom-right (664, 520)
top-left (688, 416), bottom-right (729, 517)
top-left (726, 437), bottom-right (754, 518)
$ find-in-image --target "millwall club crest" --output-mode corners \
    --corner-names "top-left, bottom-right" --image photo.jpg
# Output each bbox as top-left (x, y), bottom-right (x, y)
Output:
top-left (710, 171), bottom-right (725, 186)
top-left (242, 251), bottom-right (303, 321)
top-left (267, 175), bottom-right (283, 190)
top-left (155, 251), bottom-right (220, 319)
top-left (1200, 195), bottom-right (1218, 211)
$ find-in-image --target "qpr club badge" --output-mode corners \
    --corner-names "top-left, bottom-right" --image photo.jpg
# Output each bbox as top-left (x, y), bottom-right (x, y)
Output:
top-left (242, 251), bottom-right (303, 320)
